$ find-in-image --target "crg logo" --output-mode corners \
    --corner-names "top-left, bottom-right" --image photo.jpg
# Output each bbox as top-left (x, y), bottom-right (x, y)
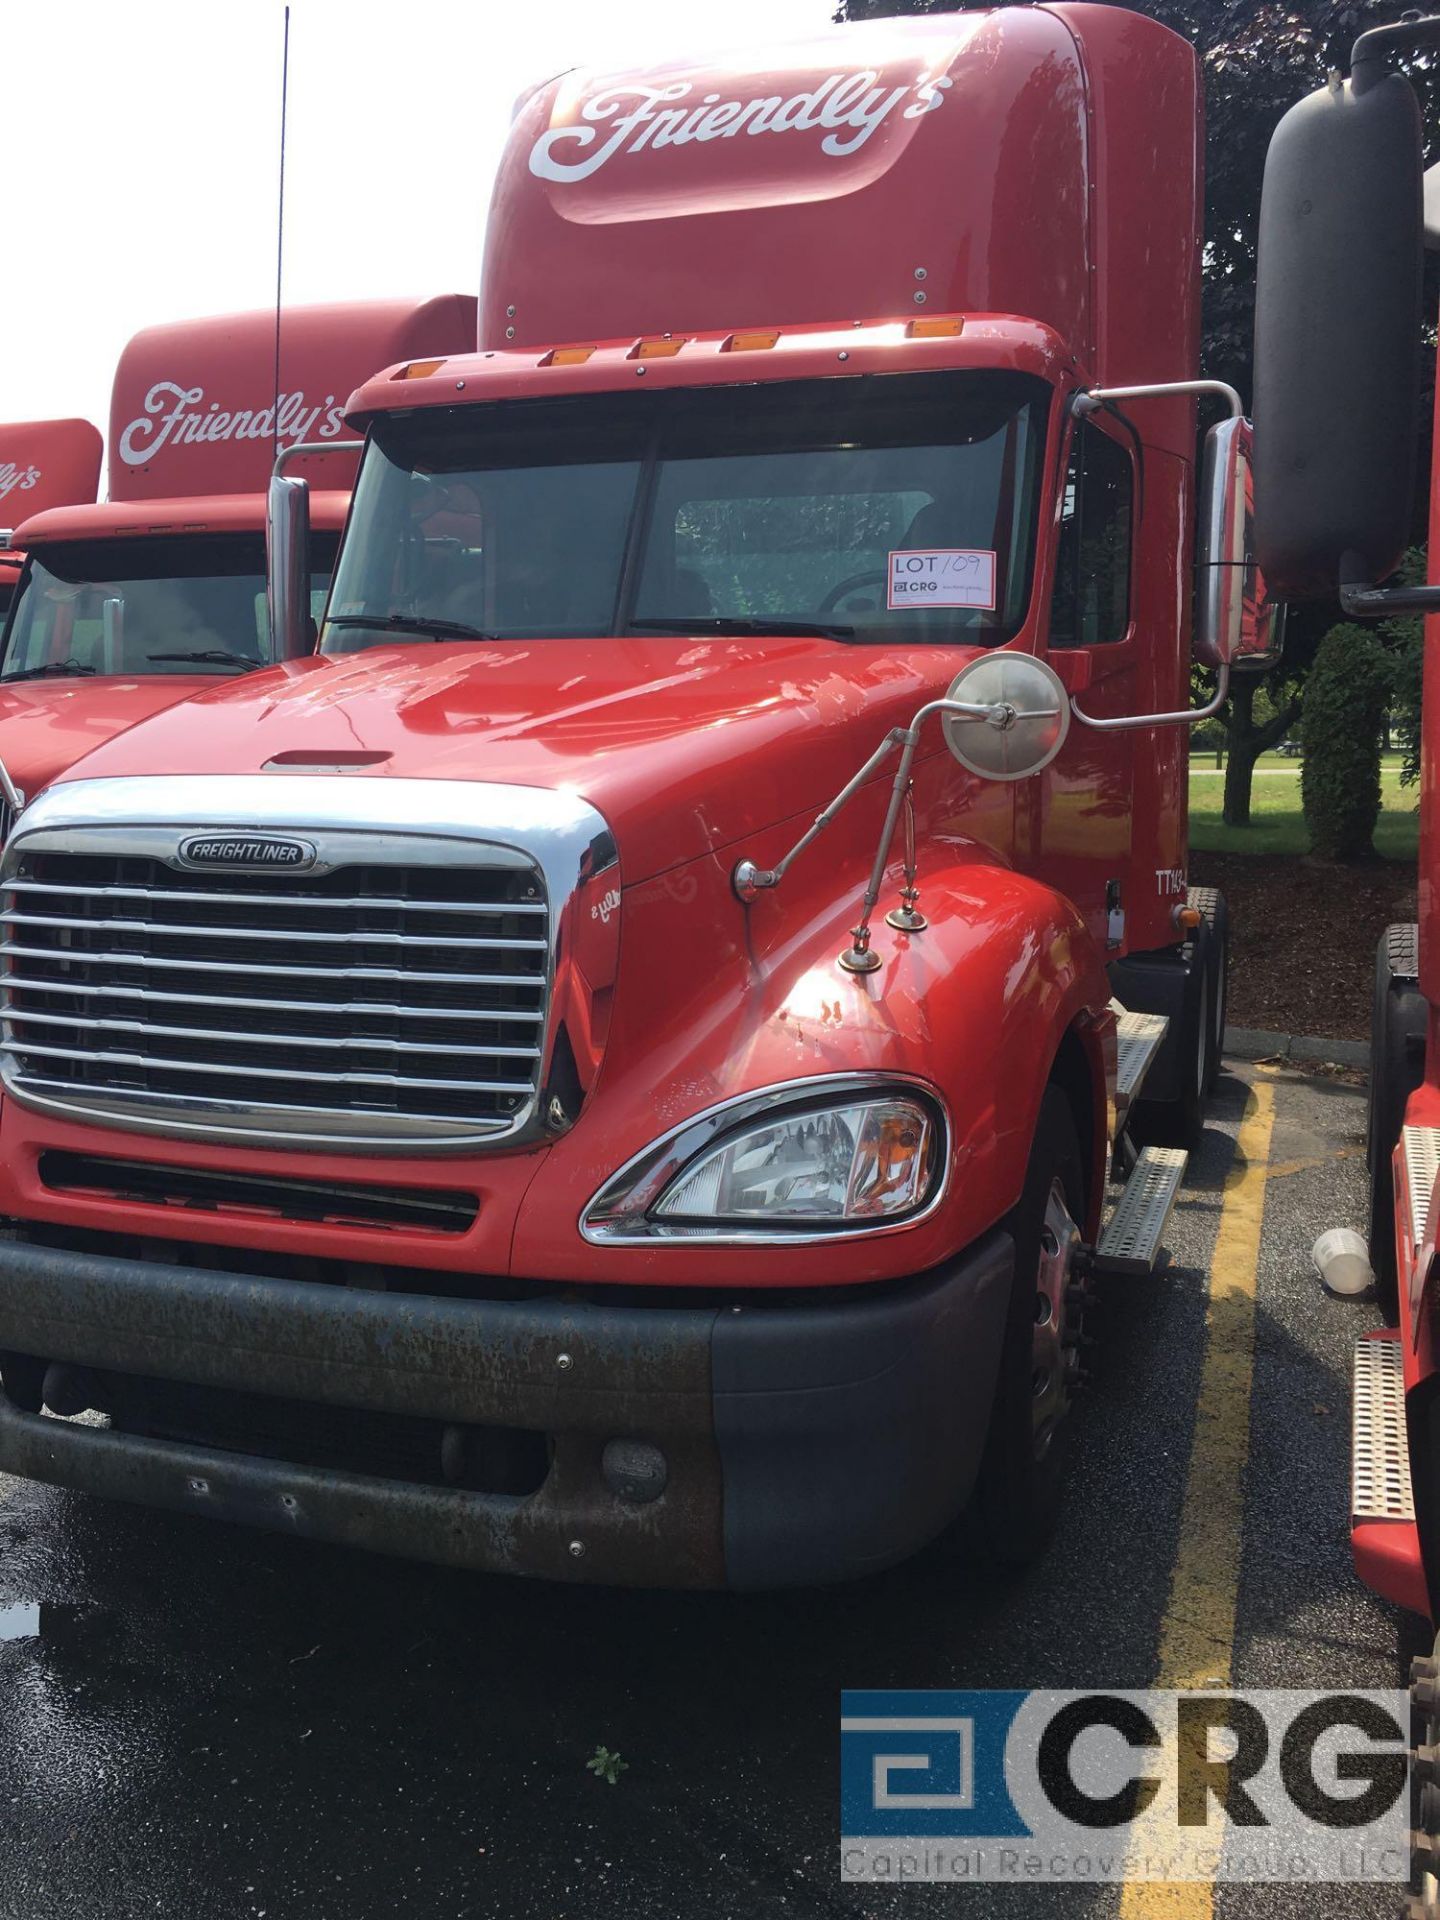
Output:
top-left (179, 835), bottom-right (317, 872)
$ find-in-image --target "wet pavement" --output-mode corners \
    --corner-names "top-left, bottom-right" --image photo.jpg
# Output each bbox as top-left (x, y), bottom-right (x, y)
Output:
top-left (0, 1062), bottom-right (1423, 1919)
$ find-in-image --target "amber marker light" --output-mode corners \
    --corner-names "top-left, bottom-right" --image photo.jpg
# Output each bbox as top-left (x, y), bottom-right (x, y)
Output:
top-left (848, 1104), bottom-right (933, 1216)
top-left (906, 316), bottom-right (965, 339)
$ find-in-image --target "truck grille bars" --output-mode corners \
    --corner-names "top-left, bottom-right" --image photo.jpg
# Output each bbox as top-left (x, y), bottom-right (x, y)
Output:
top-left (0, 836), bottom-right (550, 1150)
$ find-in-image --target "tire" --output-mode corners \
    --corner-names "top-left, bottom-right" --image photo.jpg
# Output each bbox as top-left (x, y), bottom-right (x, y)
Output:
top-left (970, 1086), bottom-right (1087, 1567)
top-left (1367, 923), bottom-right (1425, 1320)
top-left (1188, 887), bottom-right (1229, 1098)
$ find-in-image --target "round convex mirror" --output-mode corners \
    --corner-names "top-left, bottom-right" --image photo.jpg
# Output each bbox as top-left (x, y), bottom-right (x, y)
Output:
top-left (941, 653), bottom-right (1070, 780)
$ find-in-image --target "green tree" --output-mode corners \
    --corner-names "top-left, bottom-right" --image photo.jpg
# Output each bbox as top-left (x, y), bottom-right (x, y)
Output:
top-left (1382, 548), bottom-right (1427, 787)
top-left (1219, 669), bottom-right (1301, 825)
top-left (1301, 624), bottom-right (1392, 860)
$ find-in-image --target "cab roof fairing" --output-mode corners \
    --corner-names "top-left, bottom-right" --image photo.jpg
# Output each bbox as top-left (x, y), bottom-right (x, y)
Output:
top-left (107, 295), bottom-right (478, 507)
top-left (473, 4), bottom-right (1201, 457)
top-left (0, 417), bottom-right (103, 526)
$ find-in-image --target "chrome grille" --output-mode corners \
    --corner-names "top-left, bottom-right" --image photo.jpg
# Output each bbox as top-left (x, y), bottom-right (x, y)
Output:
top-left (1, 839), bottom-right (550, 1148)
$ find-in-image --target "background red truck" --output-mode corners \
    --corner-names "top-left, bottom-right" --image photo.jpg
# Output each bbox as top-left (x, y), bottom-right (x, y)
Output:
top-left (0, 296), bottom-right (476, 821)
top-left (0, 6), bottom-right (1271, 1589)
top-left (0, 417), bottom-right (102, 620)
top-left (1250, 16), bottom-right (1440, 1902)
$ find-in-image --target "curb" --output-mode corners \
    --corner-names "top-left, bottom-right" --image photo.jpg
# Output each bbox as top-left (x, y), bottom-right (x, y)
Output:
top-left (1224, 1026), bottom-right (1368, 1069)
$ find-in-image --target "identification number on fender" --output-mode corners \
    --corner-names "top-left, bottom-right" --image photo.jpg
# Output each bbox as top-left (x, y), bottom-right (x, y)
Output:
top-left (887, 548), bottom-right (997, 610)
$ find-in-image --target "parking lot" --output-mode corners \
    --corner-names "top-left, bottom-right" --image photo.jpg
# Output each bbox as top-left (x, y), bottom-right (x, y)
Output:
top-left (0, 1060), bottom-right (1421, 1920)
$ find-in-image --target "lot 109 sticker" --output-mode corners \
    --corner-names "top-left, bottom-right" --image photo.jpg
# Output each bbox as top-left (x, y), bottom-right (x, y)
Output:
top-left (888, 547), bottom-right (997, 611)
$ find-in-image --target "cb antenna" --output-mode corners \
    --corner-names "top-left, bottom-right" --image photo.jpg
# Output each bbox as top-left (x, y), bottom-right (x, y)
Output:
top-left (272, 4), bottom-right (291, 464)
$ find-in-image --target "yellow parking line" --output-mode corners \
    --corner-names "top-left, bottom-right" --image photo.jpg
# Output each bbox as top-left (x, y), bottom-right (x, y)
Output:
top-left (1118, 1073), bottom-right (1278, 1918)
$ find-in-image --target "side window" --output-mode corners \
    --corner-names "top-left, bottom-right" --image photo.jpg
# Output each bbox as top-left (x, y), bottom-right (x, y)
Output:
top-left (1049, 419), bottom-right (1133, 647)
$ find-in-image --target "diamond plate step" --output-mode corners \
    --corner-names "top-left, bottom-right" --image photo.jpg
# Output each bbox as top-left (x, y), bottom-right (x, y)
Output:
top-left (1353, 1333), bottom-right (1414, 1522)
top-left (1115, 1008), bottom-right (1169, 1117)
top-left (1403, 1125), bottom-right (1440, 1253)
top-left (1094, 1143), bottom-right (1188, 1276)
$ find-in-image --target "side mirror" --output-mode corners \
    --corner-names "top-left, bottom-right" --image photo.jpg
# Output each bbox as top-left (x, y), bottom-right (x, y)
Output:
top-left (941, 653), bottom-right (1070, 780)
top-left (1252, 58), bottom-right (1423, 599)
top-left (266, 473), bottom-right (312, 660)
top-left (1195, 417), bottom-right (1282, 673)
top-left (100, 595), bottom-right (124, 674)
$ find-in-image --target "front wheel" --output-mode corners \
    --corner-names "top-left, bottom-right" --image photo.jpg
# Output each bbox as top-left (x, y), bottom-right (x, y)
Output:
top-left (970, 1086), bottom-right (1087, 1566)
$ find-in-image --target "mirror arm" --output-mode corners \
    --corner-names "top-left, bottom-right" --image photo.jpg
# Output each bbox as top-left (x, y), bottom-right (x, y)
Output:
top-left (1339, 581), bottom-right (1440, 616)
top-left (1351, 15), bottom-right (1440, 93)
top-left (0, 756), bottom-right (24, 817)
top-left (733, 729), bottom-right (907, 901)
top-left (1071, 660), bottom-right (1231, 733)
top-left (840, 695), bottom-right (1057, 972)
top-left (732, 697), bottom-right (1013, 904)
top-left (1073, 379), bottom-right (1243, 421)
top-left (272, 440), bottom-right (340, 476)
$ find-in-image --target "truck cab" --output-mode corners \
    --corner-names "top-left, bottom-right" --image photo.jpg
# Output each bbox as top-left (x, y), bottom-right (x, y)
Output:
top-left (0, 7), bottom-right (1266, 1589)
top-left (0, 297), bottom-right (475, 809)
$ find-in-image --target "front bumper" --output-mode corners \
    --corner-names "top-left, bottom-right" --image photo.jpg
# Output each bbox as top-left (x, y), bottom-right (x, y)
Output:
top-left (0, 1231), bottom-right (1012, 1589)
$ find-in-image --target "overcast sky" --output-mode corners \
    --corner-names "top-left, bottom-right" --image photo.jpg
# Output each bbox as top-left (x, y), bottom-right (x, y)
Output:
top-left (3, 0), bottom-right (837, 478)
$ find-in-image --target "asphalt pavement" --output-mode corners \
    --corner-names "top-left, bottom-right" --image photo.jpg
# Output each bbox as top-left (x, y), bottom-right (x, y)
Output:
top-left (0, 1061), bottom-right (1423, 1920)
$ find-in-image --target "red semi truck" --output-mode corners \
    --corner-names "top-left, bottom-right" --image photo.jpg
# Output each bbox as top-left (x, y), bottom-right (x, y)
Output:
top-left (0, 418), bottom-right (102, 620)
top-left (0, 297), bottom-right (475, 819)
top-left (1254, 14), bottom-right (1440, 1622)
top-left (1250, 18), bottom-right (1440, 1899)
top-left (0, 8), bottom-right (1272, 1588)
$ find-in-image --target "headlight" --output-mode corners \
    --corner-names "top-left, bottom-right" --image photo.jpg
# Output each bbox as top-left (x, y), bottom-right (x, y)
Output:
top-left (582, 1080), bottom-right (945, 1242)
top-left (655, 1098), bottom-right (935, 1224)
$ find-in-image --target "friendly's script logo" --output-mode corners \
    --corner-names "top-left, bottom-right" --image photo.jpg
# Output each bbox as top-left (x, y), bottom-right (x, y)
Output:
top-left (529, 68), bottom-right (952, 182)
top-left (117, 383), bottom-right (350, 467)
top-left (840, 1689), bottom-right (1409, 1885)
top-left (0, 463), bottom-right (41, 502)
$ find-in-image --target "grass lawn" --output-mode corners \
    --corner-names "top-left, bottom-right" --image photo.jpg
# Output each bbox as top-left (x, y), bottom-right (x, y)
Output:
top-left (1188, 753), bottom-right (1420, 859)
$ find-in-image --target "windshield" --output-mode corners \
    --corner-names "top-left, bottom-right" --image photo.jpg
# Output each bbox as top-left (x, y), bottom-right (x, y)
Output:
top-left (0, 533), bottom-right (337, 681)
top-left (322, 372), bottom-right (1049, 653)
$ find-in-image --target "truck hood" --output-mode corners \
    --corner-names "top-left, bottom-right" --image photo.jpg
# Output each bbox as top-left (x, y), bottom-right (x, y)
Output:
top-left (51, 638), bottom-right (979, 880)
top-left (0, 675), bottom-right (214, 802)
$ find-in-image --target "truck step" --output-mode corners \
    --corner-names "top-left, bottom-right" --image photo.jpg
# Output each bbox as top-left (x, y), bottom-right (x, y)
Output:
top-left (1402, 1124), bottom-right (1440, 1254)
top-left (1353, 1332), bottom-right (1414, 1523)
top-left (1093, 1144), bottom-right (1188, 1276)
top-left (1115, 1008), bottom-right (1169, 1118)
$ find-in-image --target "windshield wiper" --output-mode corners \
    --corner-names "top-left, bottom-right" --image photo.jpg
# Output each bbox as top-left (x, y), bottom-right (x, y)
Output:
top-left (628, 615), bottom-right (856, 641)
top-left (147, 649), bottom-right (262, 672)
top-left (327, 613), bottom-right (500, 642)
top-left (2, 659), bottom-right (99, 681)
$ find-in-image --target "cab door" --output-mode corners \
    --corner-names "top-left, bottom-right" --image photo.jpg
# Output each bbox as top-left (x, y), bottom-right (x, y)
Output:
top-left (1027, 410), bottom-right (1140, 952)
